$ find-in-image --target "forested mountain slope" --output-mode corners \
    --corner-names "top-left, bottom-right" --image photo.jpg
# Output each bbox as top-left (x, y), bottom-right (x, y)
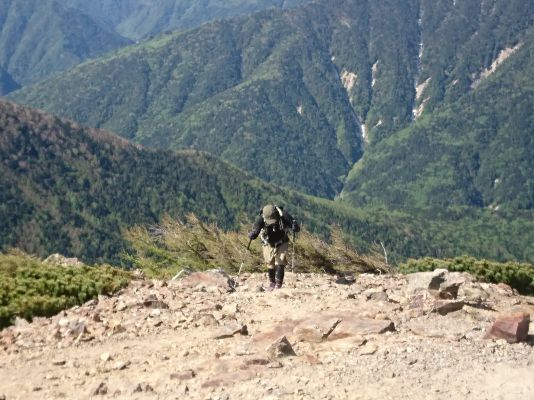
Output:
top-left (0, 65), bottom-right (19, 95)
top-left (10, 0), bottom-right (534, 202)
top-left (0, 0), bottom-right (131, 89)
top-left (68, 0), bottom-right (311, 40)
top-left (2, 100), bottom-right (533, 264)
top-left (343, 29), bottom-right (534, 211)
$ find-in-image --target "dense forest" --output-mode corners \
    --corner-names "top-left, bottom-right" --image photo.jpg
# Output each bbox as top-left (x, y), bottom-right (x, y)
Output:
top-left (343, 29), bottom-right (534, 211)
top-left (0, 0), bottom-right (131, 88)
top-left (1, 100), bottom-right (534, 265)
top-left (9, 0), bottom-right (534, 205)
top-left (0, 0), bottom-right (312, 94)
top-left (68, 0), bottom-right (312, 40)
top-left (0, 65), bottom-right (18, 95)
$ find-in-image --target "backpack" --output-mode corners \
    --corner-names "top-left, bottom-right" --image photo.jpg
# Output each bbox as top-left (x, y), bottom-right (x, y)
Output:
top-left (260, 206), bottom-right (287, 246)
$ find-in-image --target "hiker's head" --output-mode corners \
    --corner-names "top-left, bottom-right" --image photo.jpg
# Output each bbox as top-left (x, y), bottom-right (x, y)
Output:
top-left (262, 205), bottom-right (279, 224)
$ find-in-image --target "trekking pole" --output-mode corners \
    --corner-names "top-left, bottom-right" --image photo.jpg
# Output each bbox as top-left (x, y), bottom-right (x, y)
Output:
top-left (291, 231), bottom-right (296, 274)
top-left (232, 238), bottom-right (251, 291)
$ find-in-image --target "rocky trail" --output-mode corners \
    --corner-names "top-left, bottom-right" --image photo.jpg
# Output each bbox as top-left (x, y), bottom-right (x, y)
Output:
top-left (1, 269), bottom-right (533, 400)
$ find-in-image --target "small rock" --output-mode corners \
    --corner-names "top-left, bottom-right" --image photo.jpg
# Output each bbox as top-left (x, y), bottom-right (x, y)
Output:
top-left (52, 359), bottom-right (66, 366)
top-left (196, 313), bottom-right (219, 327)
top-left (266, 336), bottom-right (296, 358)
top-left (213, 324), bottom-right (248, 339)
top-left (113, 361), bottom-right (130, 370)
top-left (116, 302), bottom-right (127, 312)
top-left (222, 303), bottom-right (239, 317)
top-left (359, 343), bottom-right (378, 355)
top-left (67, 321), bottom-right (88, 337)
top-left (91, 382), bottom-right (108, 396)
top-left (170, 370), bottom-right (196, 381)
top-left (100, 352), bottom-right (112, 362)
top-left (149, 309), bottom-right (161, 318)
top-left (109, 322), bottom-right (126, 335)
top-left (58, 318), bottom-right (70, 328)
top-left (133, 383), bottom-right (154, 393)
top-left (293, 317), bottom-right (341, 343)
top-left (364, 288), bottom-right (388, 302)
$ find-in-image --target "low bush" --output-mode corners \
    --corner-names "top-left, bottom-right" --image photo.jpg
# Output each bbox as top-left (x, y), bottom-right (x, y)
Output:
top-left (0, 250), bottom-right (131, 328)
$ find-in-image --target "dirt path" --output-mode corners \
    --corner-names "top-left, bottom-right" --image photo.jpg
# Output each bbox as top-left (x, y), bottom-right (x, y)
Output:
top-left (1, 272), bottom-right (533, 400)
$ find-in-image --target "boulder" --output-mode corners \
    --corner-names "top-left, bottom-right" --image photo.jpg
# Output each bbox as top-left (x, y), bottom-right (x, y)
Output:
top-left (177, 270), bottom-right (236, 292)
top-left (408, 291), bottom-right (464, 316)
top-left (142, 294), bottom-right (169, 309)
top-left (434, 300), bottom-right (465, 315)
top-left (407, 269), bottom-right (448, 293)
top-left (485, 312), bottom-right (530, 343)
top-left (327, 318), bottom-right (395, 339)
top-left (407, 317), bottom-right (478, 341)
top-left (406, 269), bottom-right (468, 299)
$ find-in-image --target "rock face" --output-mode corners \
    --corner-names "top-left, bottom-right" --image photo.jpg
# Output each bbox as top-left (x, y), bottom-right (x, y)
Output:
top-left (1, 271), bottom-right (533, 400)
top-left (485, 312), bottom-right (530, 343)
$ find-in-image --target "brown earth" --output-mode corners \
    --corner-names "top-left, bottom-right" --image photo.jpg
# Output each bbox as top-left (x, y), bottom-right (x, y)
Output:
top-left (1, 270), bottom-right (533, 400)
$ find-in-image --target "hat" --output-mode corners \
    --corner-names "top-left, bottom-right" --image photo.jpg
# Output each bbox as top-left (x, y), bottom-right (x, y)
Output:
top-left (262, 205), bottom-right (280, 224)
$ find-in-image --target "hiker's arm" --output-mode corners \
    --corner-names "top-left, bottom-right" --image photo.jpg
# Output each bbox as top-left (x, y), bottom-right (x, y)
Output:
top-left (283, 212), bottom-right (300, 233)
top-left (248, 216), bottom-right (264, 240)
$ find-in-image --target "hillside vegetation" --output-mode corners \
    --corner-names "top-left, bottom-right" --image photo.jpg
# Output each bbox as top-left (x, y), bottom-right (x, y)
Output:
top-left (0, 65), bottom-right (19, 95)
top-left (69, 0), bottom-right (312, 40)
top-left (10, 0), bottom-right (534, 205)
top-left (0, 0), bottom-right (312, 91)
top-left (0, 250), bottom-right (131, 328)
top-left (0, 0), bottom-right (131, 89)
top-left (343, 29), bottom-right (534, 211)
top-left (1, 99), bottom-right (534, 265)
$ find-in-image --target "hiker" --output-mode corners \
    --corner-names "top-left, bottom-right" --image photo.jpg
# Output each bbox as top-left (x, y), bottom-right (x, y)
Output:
top-left (248, 205), bottom-right (300, 290)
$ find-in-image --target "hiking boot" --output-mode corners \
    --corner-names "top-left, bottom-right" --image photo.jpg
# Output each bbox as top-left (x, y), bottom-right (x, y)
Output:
top-left (268, 282), bottom-right (276, 291)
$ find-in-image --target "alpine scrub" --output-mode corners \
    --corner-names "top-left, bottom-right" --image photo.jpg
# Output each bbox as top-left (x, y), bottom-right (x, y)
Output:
top-left (0, 251), bottom-right (131, 328)
top-left (122, 214), bottom-right (390, 279)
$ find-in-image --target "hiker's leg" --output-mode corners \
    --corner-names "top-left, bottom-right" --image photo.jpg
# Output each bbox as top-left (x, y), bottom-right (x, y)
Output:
top-left (275, 264), bottom-right (285, 288)
top-left (274, 243), bottom-right (289, 289)
top-left (268, 268), bottom-right (276, 289)
top-left (263, 245), bottom-right (276, 290)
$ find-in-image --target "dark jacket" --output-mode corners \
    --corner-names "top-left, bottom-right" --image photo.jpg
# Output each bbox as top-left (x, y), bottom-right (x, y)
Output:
top-left (248, 209), bottom-right (300, 246)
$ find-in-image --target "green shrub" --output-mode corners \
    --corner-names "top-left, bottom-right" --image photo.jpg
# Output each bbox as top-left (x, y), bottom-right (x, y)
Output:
top-left (399, 256), bottom-right (534, 295)
top-left (0, 250), bottom-right (131, 328)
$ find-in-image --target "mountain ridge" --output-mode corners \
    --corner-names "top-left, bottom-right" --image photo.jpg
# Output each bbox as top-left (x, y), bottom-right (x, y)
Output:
top-left (9, 0), bottom-right (534, 204)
